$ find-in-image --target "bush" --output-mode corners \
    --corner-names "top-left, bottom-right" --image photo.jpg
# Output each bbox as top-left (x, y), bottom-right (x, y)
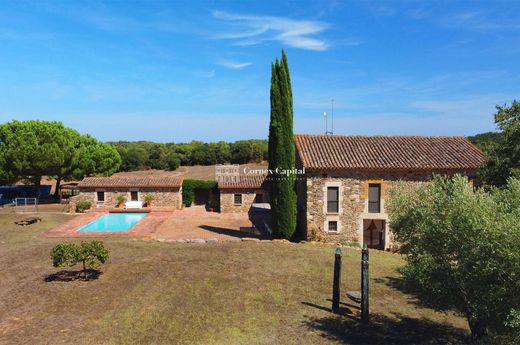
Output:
top-left (75, 200), bottom-right (92, 213)
top-left (143, 194), bottom-right (154, 206)
top-left (116, 195), bottom-right (127, 205)
top-left (51, 240), bottom-right (109, 280)
top-left (388, 175), bottom-right (520, 341)
top-left (182, 179), bottom-right (217, 207)
top-left (307, 223), bottom-right (325, 242)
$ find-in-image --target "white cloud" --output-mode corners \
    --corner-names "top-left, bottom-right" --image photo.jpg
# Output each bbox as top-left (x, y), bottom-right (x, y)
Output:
top-left (212, 10), bottom-right (329, 51)
top-left (216, 59), bottom-right (253, 69)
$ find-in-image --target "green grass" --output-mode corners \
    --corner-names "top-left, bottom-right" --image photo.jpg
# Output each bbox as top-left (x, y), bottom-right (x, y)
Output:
top-left (0, 208), bottom-right (470, 344)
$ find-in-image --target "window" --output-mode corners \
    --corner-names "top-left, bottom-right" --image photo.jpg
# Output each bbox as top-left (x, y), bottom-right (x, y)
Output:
top-left (130, 191), bottom-right (139, 201)
top-left (254, 193), bottom-right (263, 203)
top-left (368, 184), bottom-right (381, 213)
top-left (234, 193), bottom-right (242, 205)
top-left (328, 221), bottom-right (338, 232)
top-left (327, 187), bottom-right (339, 213)
top-left (96, 191), bottom-right (105, 202)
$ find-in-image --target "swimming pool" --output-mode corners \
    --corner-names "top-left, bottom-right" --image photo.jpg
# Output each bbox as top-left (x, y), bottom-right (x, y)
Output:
top-left (78, 213), bottom-right (148, 232)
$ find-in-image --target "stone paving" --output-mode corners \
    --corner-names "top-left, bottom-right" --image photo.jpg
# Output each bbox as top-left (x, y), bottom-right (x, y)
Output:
top-left (42, 210), bottom-right (171, 238)
top-left (42, 205), bottom-right (264, 242)
top-left (152, 205), bottom-right (264, 242)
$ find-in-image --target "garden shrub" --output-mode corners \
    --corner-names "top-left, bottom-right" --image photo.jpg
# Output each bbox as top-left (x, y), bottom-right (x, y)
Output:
top-left (75, 200), bottom-right (92, 213)
top-left (116, 195), bottom-right (127, 205)
top-left (307, 223), bottom-right (325, 242)
top-left (51, 240), bottom-right (109, 280)
top-left (144, 194), bottom-right (154, 206)
top-left (182, 179), bottom-right (217, 207)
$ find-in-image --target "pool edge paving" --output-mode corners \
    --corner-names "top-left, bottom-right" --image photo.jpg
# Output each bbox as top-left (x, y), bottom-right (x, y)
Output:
top-left (42, 211), bottom-right (171, 238)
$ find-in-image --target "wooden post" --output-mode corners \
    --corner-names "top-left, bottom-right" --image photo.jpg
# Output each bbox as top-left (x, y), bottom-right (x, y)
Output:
top-left (361, 243), bottom-right (369, 323)
top-left (332, 246), bottom-right (342, 314)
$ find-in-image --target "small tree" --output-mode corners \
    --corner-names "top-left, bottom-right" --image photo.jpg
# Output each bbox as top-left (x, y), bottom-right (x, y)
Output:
top-left (388, 175), bottom-right (520, 341)
top-left (116, 195), bottom-right (127, 206)
top-left (143, 194), bottom-right (154, 206)
top-left (51, 240), bottom-right (109, 280)
top-left (75, 200), bottom-right (92, 213)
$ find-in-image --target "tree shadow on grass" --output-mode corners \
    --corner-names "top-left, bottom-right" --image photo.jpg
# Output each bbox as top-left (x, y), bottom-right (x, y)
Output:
top-left (302, 310), bottom-right (470, 345)
top-left (44, 269), bottom-right (102, 282)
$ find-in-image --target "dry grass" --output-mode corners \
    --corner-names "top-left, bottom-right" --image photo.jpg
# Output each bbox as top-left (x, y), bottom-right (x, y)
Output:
top-left (0, 209), bottom-right (470, 345)
top-left (114, 162), bottom-right (268, 181)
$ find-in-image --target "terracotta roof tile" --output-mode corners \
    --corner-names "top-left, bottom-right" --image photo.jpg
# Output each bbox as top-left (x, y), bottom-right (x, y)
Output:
top-left (294, 134), bottom-right (486, 171)
top-left (78, 176), bottom-right (183, 189)
top-left (218, 175), bottom-right (266, 189)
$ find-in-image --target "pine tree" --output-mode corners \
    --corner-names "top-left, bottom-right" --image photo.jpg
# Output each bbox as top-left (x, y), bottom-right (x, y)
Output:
top-left (268, 50), bottom-right (297, 239)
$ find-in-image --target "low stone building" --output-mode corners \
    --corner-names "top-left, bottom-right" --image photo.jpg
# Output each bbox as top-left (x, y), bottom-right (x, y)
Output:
top-left (71, 176), bottom-right (183, 211)
top-left (294, 134), bottom-right (487, 249)
top-left (219, 175), bottom-right (268, 213)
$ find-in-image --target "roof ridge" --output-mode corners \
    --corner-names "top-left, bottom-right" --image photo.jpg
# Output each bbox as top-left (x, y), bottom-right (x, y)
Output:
top-left (294, 133), bottom-right (467, 139)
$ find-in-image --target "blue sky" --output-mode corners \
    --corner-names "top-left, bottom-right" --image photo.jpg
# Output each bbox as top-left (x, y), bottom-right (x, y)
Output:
top-left (1, 0), bottom-right (519, 142)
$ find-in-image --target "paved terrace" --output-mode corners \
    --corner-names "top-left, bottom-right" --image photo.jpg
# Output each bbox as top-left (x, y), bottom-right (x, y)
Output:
top-left (152, 206), bottom-right (264, 242)
top-left (43, 206), bottom-right (266, 241)
top-left (42, 210), bottom-right (171, 237)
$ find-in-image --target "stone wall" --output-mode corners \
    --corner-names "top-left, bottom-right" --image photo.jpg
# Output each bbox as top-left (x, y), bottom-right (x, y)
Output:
top-left (302, 170), bottom-right (476, 249)
top-left (69, 187), bottom-right (182, 212)
top-left (219, 189), bottom-right (266, 213)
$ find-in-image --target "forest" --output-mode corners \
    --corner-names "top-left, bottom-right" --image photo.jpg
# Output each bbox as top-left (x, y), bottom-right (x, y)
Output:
top-left (109, 139), bottom-right (268, 171)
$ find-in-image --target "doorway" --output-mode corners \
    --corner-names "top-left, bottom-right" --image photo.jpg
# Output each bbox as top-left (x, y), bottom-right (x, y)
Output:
top-left (363, 219), bottom-right (385, 250)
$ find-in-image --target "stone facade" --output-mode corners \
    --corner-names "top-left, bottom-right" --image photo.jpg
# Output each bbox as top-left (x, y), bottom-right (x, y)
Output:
top-left (219, 189), bottom-right (267, 213)
top-left (298, 169), bottom-right (476, 249)
top-left (70, 187), bottom-right (182, 212)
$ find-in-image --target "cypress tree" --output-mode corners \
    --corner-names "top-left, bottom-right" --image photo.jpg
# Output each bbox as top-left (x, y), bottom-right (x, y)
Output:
top-left (268, 50), bottom-right (297, 239)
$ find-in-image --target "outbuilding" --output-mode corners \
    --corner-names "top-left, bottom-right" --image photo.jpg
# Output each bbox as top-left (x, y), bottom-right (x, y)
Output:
top-left (72, 176), bottom-right (183, 211)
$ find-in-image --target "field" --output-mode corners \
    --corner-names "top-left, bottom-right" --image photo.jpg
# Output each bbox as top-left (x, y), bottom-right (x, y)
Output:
top-left (0, 209), bottom-right (470, 345)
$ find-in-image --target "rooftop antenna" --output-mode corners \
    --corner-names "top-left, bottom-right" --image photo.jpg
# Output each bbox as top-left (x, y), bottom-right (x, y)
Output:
top-left (324, 111), bottom-right (332, 135)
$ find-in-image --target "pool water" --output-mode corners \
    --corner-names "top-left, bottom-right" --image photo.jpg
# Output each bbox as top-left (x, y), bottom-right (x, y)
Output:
top-left (78, 213), bottom-right (148, 232)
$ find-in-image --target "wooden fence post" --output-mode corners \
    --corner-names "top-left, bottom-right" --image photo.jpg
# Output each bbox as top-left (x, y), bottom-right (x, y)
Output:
top-left (361, 243), bottom-right (369, 323)
top-left (332, 246), bottom-right (342, 314)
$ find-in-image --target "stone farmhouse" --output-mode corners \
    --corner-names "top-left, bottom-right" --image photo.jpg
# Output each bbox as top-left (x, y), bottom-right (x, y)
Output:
top-left (71, 133), bottom-right (486, 249)
top-left (72, 176), bottom-right (183, 211)
top-left (294, 134), bottom-right (487, 249)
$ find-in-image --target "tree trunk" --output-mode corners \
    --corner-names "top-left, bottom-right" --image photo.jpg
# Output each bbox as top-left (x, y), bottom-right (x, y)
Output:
top-left (34, 177), bottom-right (41, 199)
top-left (54, 176), bottom-right (62, 198)
top-left (467, 313), bottom-right (487, 340)
top-left (82, 260), bottom-right (87, 280)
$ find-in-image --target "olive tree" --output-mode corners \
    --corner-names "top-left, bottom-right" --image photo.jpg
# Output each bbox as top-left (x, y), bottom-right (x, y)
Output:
top-left (51, 240), bottom-right (109, 280)
top-left (388, 175), bottom-right (520, 341)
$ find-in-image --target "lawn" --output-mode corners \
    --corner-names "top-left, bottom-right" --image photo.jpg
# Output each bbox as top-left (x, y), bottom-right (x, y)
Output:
top-left (0, 209), bottom-right (470, 345)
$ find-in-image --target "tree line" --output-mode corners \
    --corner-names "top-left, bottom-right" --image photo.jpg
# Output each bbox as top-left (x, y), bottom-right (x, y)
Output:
top-left (110, 139), bottom-right (267, 172)
top-left (0, 120), bottom-right (269, 196)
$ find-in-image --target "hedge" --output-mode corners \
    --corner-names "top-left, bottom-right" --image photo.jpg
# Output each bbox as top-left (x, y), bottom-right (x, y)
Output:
top-left (182, 179), bottom-right (217, 207)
